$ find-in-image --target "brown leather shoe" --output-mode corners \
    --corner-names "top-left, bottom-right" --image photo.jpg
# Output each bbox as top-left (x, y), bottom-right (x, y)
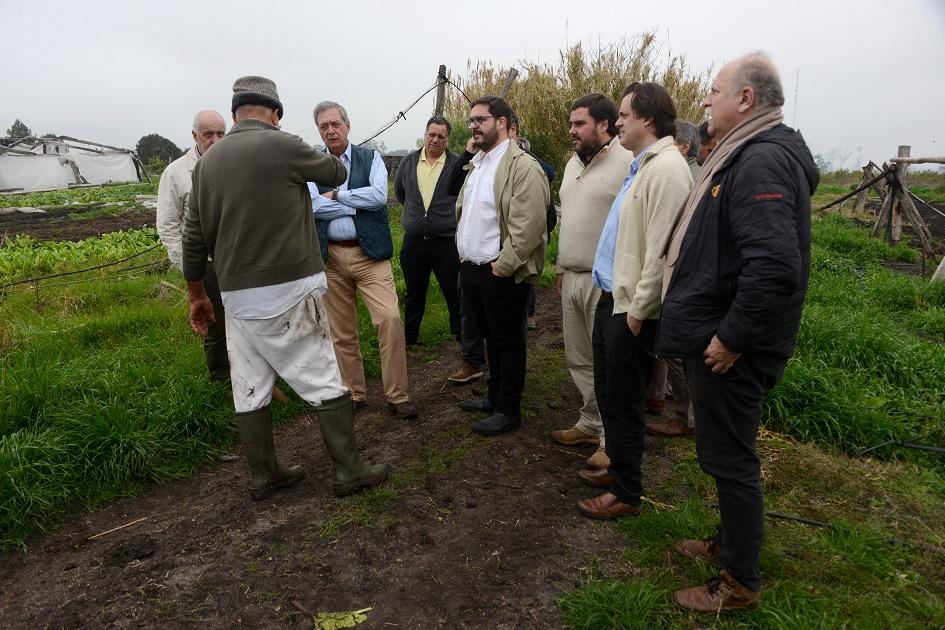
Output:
top-left (646, 398), bottom-right (665, 415)
top-left (646, 418), bottom-right (694, 437)
top-left (672, 570), bottom-right (761, 613)
top-left (388, 401), bottom-right (418, 419)
top-left (577, 467), bottom-right (613, 488)
top-left (550, 426), bottom-right (600, 447)
top-left (586, 447), bottom-right (610, 470)
top-left (676, 537), bottom-right (721, 565)
top-left (576, 492), bottom-right (641, 520)
top-left (448, 363), bottom-right (484, 383)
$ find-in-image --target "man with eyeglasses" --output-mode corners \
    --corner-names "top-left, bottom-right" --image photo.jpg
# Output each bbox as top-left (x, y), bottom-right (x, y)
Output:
top-left (454, 96), bottom-right (549, 436)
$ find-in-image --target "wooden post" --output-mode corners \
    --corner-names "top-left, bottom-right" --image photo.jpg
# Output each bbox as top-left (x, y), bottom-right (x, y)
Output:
top-left (889, 146), bottom-right (910, 244)
top-left (852, 164), bottom-right (873, 214)
top-left (434, 64), bottom-right (446, 116)
top-left (872, 190), bottom-right (893, 238)
top-left (500, 68), bottom-right (519, 98)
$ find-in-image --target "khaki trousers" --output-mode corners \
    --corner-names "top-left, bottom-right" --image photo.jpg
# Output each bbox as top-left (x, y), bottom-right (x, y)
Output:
top-left (324, 243), bottom-right (410, 404)
top-left (561, 269), bottom-right (605, 444)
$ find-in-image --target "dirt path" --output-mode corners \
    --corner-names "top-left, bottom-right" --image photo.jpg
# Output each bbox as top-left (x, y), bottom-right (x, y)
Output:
top-left (0, 288), bottom-right (642, 629)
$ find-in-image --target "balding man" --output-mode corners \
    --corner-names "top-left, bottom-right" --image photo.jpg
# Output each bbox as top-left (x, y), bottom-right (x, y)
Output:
top-left (157, 110), bottom-right (229, 380)
top-left (659, 53), bottom-right (818, 612)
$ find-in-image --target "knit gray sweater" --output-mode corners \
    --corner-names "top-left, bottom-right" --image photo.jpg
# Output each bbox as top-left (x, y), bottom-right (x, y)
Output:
top-left (182, 119), bottom-right (346, 291)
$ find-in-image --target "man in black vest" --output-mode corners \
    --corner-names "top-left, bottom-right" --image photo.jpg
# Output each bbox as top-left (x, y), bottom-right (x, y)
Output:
top-left (393, 116), bottom-right (463, 350)
top-left (310, 101), bottom-right (416, 419)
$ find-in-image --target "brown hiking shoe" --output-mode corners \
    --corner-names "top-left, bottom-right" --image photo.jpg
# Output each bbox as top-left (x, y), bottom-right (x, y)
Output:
top-left (672, 570), bottom-right (761, 613)
top-left (550, 426), bottom-right (600, 447)
top-left (448, 362), bottom-right (484, 383)
top-left (676, 537), bottom-right (721, 565)
top-left (646, 418), bottom-right (694, 437)
top-left (586, 447), bottom-right (610, 470)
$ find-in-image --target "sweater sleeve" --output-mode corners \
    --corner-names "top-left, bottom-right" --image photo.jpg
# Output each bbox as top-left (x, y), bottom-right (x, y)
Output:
top-left (287, 134), bottom-right (347, 188)
top-left (181, 166), bottom-right (208, 282)
top-left (393, 154), bottom-right (407, 204)
top-left (447, 151), bottom-right (475, 196)
top-left (715, 151), bottom-right (802, 353)
top-left (627, 158), bottom-right (692, 320)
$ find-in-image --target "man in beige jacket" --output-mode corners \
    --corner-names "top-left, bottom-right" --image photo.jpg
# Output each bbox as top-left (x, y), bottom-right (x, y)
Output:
top-left (455, 96), bottom-right (549, 436)
top-left (577, 82), bottom-right (692, 519)
top-left (550, 93), bottom-right (632, 470)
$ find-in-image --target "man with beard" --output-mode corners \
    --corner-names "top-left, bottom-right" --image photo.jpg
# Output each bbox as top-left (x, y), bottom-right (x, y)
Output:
top-left (454, 96), bottom-right (549, 435)
top-left (549, 93), bottom-right (632, 471)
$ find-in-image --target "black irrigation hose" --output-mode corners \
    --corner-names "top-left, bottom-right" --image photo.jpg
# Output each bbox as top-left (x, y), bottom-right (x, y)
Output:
top-left (445, 78), bottom-right (472, 104)
top-left (764, 510), bottom-right (945, 556)
top-left (858, 439), bottom-right (945, 456)
top-left (0, 242), bottom-right (162, 290)
top-left (357, 82), bottom-right (439, 147)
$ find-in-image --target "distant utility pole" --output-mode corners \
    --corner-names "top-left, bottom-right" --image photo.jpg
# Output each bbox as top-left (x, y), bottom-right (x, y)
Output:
top-left (792, 69), bottom-right (800, 127)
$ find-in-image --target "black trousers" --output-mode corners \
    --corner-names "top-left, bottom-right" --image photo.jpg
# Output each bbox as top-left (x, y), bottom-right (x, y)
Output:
top-left (460, 262), bottom-right (528, 417)
top-left (458, 271), bottom-right (486, 367)
top-left (400, 235), bottom-right (462, 344)
top-left (685, 353), bottom-right (787, 592)
top-left (592, 296), bottom-right (656, 506)
top-left (203, 260), bottom-right (229, 380)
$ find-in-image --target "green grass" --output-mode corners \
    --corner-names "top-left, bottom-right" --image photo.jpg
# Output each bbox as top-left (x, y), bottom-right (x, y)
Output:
top-left (0, 182), bottom-right (157, 209)
top-left (0, 201), bottom-right (455, 550)
top-left (764, 214), bottom-right (945, 458)
top-left (560, 212), bottom-right (945, 628)
top-left (559, 436), bottom-right (945, 629)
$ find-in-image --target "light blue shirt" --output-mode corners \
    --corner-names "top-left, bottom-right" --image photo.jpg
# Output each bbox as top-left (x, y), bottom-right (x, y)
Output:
top-left (591, 146), bottom-right (651, 292)
top-left (309, 143), bottom-right (388, 241)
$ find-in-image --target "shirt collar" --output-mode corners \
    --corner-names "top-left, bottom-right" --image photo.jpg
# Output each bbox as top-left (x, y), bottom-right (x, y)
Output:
top-left (472, 138), bottom-right (510, 167)
top-left (629, 142), bottom-right (656, 175)
top-left (420, 147), bottom-right (446, 165)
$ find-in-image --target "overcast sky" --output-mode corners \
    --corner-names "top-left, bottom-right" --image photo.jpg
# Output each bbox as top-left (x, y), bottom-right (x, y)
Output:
top-left (4, 0), bottom-right (944, 170)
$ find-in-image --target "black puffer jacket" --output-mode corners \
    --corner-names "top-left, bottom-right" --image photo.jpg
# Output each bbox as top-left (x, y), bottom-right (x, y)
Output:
top-left (657, 124), bottom-right (819, 359)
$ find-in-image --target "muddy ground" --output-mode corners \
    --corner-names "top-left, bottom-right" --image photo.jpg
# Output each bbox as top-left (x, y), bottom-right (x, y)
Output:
top-left (0, 204), bottom-right (156, 244)
top-left (0, 286), bottom-right (677, 629)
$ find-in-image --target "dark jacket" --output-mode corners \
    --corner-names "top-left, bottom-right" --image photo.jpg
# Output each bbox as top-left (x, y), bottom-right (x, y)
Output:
top-left (183, 119), bottom-right (346, 291)
top-left (394, 148), bottom-right (460, 238)
top-left (657, 124), bottom-right (819, 359)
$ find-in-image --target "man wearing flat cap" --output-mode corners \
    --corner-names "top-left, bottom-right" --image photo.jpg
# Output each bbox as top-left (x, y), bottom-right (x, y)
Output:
top-left (183, 75), bottom-right (391, 500)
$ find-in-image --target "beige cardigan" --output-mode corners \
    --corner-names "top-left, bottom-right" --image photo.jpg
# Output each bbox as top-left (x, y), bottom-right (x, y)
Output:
top-left (612, 136), bottom-right (692, 318)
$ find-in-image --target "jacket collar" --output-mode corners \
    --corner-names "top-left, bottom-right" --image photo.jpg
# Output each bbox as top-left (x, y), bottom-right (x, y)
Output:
top-left (636, 135), bottom-right (678, 168)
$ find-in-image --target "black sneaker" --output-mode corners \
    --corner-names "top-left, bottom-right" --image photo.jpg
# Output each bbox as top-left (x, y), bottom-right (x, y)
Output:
top-left (472, 413), bottom-right (521, 436)
top-left (457, 397), bottom-right (494, 413)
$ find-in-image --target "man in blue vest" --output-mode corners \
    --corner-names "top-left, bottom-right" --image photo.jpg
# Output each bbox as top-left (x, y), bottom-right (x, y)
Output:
top-left (310, 101), bottom-right (416, 419)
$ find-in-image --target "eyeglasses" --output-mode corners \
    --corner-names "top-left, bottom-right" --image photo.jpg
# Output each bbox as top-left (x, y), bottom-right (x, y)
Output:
top-left (466, 115), bottom-right (495, 128)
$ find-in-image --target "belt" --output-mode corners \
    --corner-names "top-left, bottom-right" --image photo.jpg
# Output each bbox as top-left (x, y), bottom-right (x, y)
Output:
top-left (460, 259), bottom-right (495, 268)
top-left (598, 290), bottom-right (613, 302)
top-left (330, 239), bottom-right (360, 248)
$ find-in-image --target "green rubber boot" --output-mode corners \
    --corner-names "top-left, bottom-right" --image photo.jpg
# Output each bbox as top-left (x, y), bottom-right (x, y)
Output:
top-left (316, 392), bottom-right (391, 496)
top-left (235, 406), bottom-right (305, 500)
